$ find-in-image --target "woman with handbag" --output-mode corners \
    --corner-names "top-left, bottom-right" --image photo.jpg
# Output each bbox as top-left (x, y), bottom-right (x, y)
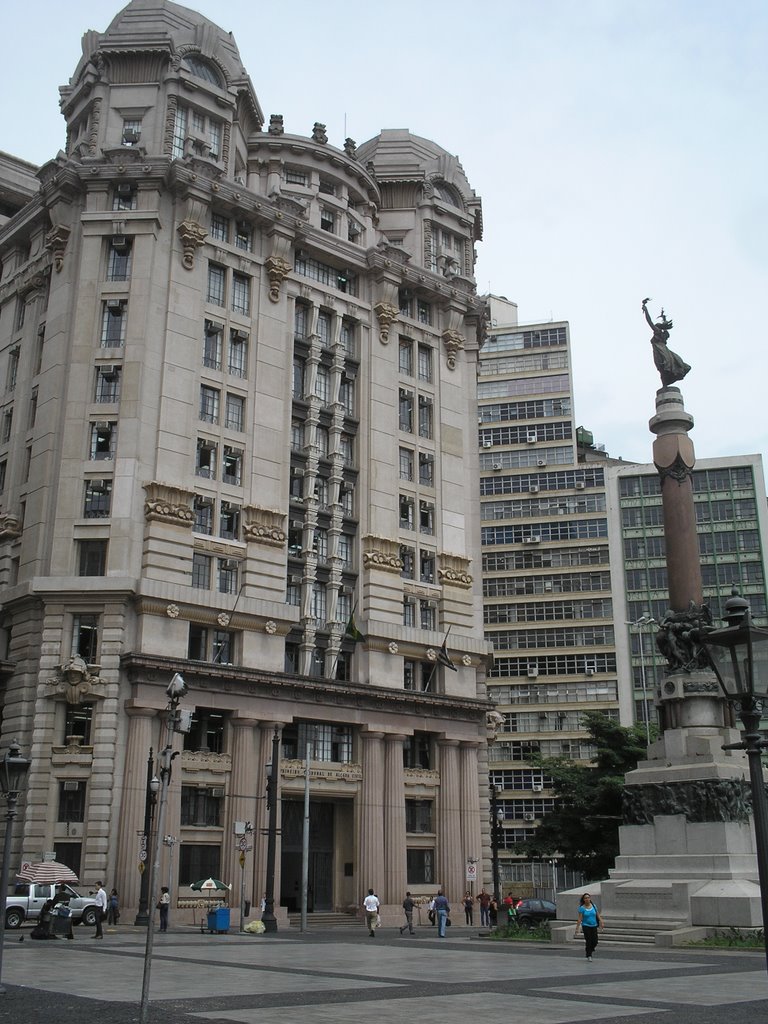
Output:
top-left (574, 892), bottom-right (604, 961)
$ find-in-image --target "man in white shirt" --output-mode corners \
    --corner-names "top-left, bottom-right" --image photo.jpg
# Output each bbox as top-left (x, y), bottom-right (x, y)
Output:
top-left (362, 888), bottom-right (379, 937)
top-left (93, 881), bottom-right (107, 939)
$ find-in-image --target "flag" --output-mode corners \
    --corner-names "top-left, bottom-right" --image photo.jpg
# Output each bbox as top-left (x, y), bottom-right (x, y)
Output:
top-left (345, 610), bottom-right (365, 644)
top-left (437, 633), bottom-right (457, 671)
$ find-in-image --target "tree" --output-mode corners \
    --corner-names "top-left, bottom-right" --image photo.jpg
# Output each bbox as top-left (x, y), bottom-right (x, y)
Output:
top-left (521, 712), bottom-right (650, 881)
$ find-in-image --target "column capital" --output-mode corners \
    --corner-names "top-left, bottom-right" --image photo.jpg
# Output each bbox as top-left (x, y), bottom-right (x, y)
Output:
top-left (124, 703), bottom-right (159, 719)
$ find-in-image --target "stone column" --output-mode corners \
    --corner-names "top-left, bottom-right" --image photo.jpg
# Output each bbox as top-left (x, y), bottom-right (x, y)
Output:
top-left (357, 730), bottom-right (385, 898)
top-left (224, 715), bottom-right (259, 919)
top-left (254, 722), bottom-right (284, 913)
top-left (383, 734), bottom-right (407, 902)
top-left (459, 742), bottom-right (482, 880)
top-left (436, 739), bottom-right (462, 901)
top-left (115, 706), bottom-right (156, 912)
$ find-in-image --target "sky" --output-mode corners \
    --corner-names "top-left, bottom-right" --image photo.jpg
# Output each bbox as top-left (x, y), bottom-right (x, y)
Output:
top-left (2, 0), bottom-right (767, 472)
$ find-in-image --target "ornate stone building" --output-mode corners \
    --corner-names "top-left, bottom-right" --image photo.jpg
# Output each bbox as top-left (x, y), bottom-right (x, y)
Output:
top-left (0, 0), bottom-right (491, 920)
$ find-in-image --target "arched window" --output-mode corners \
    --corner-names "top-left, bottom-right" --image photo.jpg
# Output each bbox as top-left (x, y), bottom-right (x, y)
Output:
top-left (183, 55), bottom-right (223, 88)
top-left (435, 181), bottom-right (462, 208)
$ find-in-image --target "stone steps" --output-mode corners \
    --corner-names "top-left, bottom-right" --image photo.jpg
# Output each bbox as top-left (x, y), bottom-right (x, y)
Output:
top-left (288, 912), bottom-right (359, 929)
top-left (600, 918), bottom-right (689, 945)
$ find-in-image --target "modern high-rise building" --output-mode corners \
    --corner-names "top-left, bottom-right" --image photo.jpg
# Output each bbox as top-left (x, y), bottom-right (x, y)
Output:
top-left (0, 0), bottom-right (492, 920)
top-left (478, 296), bottom-right (621, 892)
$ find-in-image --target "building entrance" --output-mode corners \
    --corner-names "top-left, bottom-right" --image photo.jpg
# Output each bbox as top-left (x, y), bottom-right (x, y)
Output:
top-left (280, 799), bottom-right (335, 912)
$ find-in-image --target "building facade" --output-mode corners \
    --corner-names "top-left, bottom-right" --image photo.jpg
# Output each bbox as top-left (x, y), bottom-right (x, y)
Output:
top-left (0, 0), bottom-right (493, 918)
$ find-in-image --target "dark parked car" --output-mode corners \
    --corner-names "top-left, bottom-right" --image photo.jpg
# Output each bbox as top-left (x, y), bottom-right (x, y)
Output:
top-left (514, 898), bottom-right (557, 928)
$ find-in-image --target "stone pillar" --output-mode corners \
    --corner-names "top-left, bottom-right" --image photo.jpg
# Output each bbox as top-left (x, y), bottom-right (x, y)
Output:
top-left (357, 730), bottom-right (385, 898)
top-left (649, 387), bottom-right (702, 611)
top-left (115, 706), bottom-right (156, 912)
top-left (224, 715), bottom-right (259, 920)
top-left (255, 722), bottom-right (284, 914)
top-left (459, 742), bottom-right (482, 880)
top-left (383, 734), bottom-right (407, 902)
top-left (436, 739), bottom-right (462, 900)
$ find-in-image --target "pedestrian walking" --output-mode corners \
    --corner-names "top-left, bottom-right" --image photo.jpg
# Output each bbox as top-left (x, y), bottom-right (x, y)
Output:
top-left (574, 892), bottom-right (604, 961)
top-left (399, 891), bottom-right (416, 935)
top-left (107, 889), bottom-right (120, 926)
top-left (463, 891), bottom-right (474, 926)
top-left (478, 890), bottom-right (491, 928)
top-left (363, 888), bottom-right (380, 937)
top-left (427, 895), bottom-right (436, 926)
top-left (434, 890), bottom-right (450, 938)
top-left (93, 881), bottom-right (107, 939)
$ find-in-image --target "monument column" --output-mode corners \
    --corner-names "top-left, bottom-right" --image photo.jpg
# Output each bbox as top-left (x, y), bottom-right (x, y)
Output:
top-left (357, 730), bottom-right (385, 897)
top-left (436, 738), bottom-right (462, 899)
top-left (383, 733), bottom-right (407, 903)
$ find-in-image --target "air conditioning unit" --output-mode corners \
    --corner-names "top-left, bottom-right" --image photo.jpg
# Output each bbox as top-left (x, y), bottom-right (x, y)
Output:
top-left (210, 787), bottom-right (225, 798)
top-left (532, 784), bottom-right (543, 792)
top-left (536, 459), bottom-right (546, 467)
top-left (122, 129), bottom-right (140, 145)
top-left (529, 485), bottom-right (540, 494)
top-left (231, 328), bottom-right (248, 341)
top-left (585, 668), bottom-right (596, 677)
top-left (527, 665), bottom-right (539, 678)
top-left (544, 581), bottom-right (553, 591)
top-left (482, 441), bottom-right (493, 449)
top-left (523, 535), bottom-right (541, 545)
top-left (111, 234), bottom-right (128, 250)
top-left (290, 574), bottom-right (302, 584)
top-left (99, 364), bottom-right (118, 377)
top-left (527, 434), bottom-right (537, 444)
top-left (106, 299), bottom-right (123, 313)
top-left (575, 481), bottom-right (586, 490)
top-left (116, 183), bottom-right (134, 196)
top-left (63, 781), bottom-right (80, 792)
top-left (492, 463), bottom-right (503, 471)
top-left (523, 812), bottom-right (535, 822)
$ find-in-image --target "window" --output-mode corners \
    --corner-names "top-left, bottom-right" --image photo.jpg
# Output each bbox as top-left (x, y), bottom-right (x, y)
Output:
top-left (196, 439), bottom-right (217, 478)
top-left (64, 703), bottom-right (93, 745)
top-left (95, 365), bottom-right (121, 403)
top-left (0, 460), bottom-right (5, 494)
top-left (404, 659), bottom-right (433, 692)
top-left (210, 213), bottom-right (229, 242)
top-left (339, 434), bottom-right (353, 466)
top-left (235, 222), bottom-right (252, 251)
top-left (71, 613), bottom-right (99, 662)
top-left (192, 552), bottom-right (211, 589)
top-left (225, 393), bottom-right (245, 431)
top-left (418, 452), bottom-right (434, 487)
top-left (338, 534), bottom-right (353, 567)
top-left (291, 421), bottom-right (304, 452)
top-left (403, 732), bottom-right (431, 769)
top-left (399, 448), bottom-right (414, 481)
top-left (172, 104), bottom-right (222, 160)
top-left (399, 338), bottom-right (413, 375)
top-left (406, 800), bottom-right (433, 833)
top-left (399, 389), bottom-right (414, 432)
top-left (1, 409), bottom-right (12, 443)
top-left (317, 312), bottom-right (332, 347)
top-left (339, 379), bottom-right (354, 415)
top-left (286, 582), bottom-right (301, 607)
top-left (218, 558), bottom-right (239, 594)
top-left (403, 598), bottom-right (416, 627)
top-left (293, 357), bottom-right (306, 399)
top-left (181, 786), bottom-right (222, 827)
top-left (83, 479), bottom-right (112, 518)
top-left (418, 395), bottom-right (433, 439)
top-left (231, 273), bottom-right (250, 315)
top-left (320, 208), bottom-right (336, 233)
top-left (101, 301), bottom-right (127, 346)
top-left (420, 600), bottom-right (436, 631)
top-left (207, 264), bottom-right (226, 306)
top-left (417, 344), bottom-right (433, 382)
top-left (121, 118), bottom-right (142, 146)
top-left (314, 365), bottom-right (330, 404)
top-left (286, 169), bottom-right (307, 186)
top-left (311, 583), bottom-right (327, 626)
top-left (294, 303), bottom-right (309, 340)
top-left (193, 495), bottom-right (214, 535)
top-left (314, 528), bottom-right (329, 562)
top-left (222, 446), bottom-right (242, 485)
top-left (400, 495), bottom-right (415, 530)
top-left (6, 349), bottom-right (19, 392)
top-left (316, 426), bottom-right (330, 458)
top-left (417, 300), bottom-right (432, 325)
top-left (203, 322), bottom-right (222, 369)
top-left (420, 551), bottom-right (435, 584)
top-left (200, 386), bottom-right (220, 424)
top-left (28, 391), bottom-right (38, 430)
top-left (78, 540), bottom-right (107, 576)
top-left (318, 178), bottom-right (336, 196)
top-left (113, 183), bottom-right (137, 211)
top-left (89, 422), bottom-right (117, 460)
top-left (400, 545), bottom-right (415, 580)
top-left (106, 239), bottom-right (132, 281)
top-left (340, 484), bottom-right (354, 517)
top-left (179, 845), bottom-right (220, 887)
top-left (340, 319), bottom-right (356, 356)
top-left (228, 330), bottom-right (248, 378)
top-left (219, 501), bottom-right (240, 540)
top-left (58, 781), bottom-right (86, 823)
top-left (188, 624), bottom-right (234, 664)
top-left (419, 502), bottom-right (434, 535)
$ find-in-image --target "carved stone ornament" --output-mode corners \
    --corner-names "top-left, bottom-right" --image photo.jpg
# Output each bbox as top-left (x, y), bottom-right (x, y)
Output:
top-left (426, 648), bottom-right (438, 662)
top-left (362, 535), bottom-right (404, 574)
top-left (438, 554), bottom-right (473, 589)
top-left (486, 709), bottom-right (505, 739)
top-left (373, 301), bottom-right (399, 344)
top-left (441, 328), bottom-right (465, 370)
top-left (177, 219), bottom-right (208, 270)
top-left (45, 225), bottom-right (72, 273)
top-left (265, 255), bottom-right (292, 303)
top-left (656, 601), bottom-right (713, 673)
top-left (312, 122), bottom-right (328, 144)
top-left (0, 514), bottom-right (22, 541)
top-left (343, 137), bottom-right (357, 158)
top-left (144, 482), bottom-right (195, 527)
top-left (268, 114), bottom-right (284, 135)
top-left (388, 641), bottom-right (399, 655)
top-left (265, 620), bottom-right (278, 635)
top-left (166, 604), bottom-right (180, 619)
top-left (462, 655), bottom-right (472, 667)
top-left (217, 612), bottom-right (231, 627)
top-left (242, 506), bottom-right (286, 547)
top-left (46, 655), bottom-right (104, 705)
top-left (623, 778), bottom-right (752, 825)
top-left (655, 451), bottom-right (694, 486)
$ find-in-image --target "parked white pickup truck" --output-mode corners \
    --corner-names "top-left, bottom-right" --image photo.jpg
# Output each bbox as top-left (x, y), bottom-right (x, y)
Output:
top-left (5, 882), bottom-right (101, 929)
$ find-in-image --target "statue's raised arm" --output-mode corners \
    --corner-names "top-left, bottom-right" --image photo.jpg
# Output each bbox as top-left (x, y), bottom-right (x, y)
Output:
top-left (642, 297), bottom-right (691, 388)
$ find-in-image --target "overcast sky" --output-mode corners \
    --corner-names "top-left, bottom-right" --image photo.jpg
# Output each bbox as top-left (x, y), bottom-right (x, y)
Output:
top-left (3, 0), bottom-right (766, 473)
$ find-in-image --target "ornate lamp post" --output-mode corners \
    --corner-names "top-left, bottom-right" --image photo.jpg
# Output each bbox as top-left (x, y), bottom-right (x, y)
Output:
top-left (134, 750), bottom-right (160, 926)
top-left (261, 726), bottom-right (280, 933)
top-left (699, 589), bottom-right (768, 975)
top-left (0, 741), bottom-right (31, 995)
top-left (489, 783), bottom-right (503, 905)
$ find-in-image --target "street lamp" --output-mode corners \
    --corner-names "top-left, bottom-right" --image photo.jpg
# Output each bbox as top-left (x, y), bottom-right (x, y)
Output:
top-left (0, 741), bottom-right (31, 995)
top-left (261, 726), bottom-right (280, 933)
top-left (134, 750), bottom-right (160, 926)
top-left (489, 783), bottom-right (504, 905)
top-left (699, 589), bottom-right (768, 976)
top-left (627, 614), bottom-right (658, 745)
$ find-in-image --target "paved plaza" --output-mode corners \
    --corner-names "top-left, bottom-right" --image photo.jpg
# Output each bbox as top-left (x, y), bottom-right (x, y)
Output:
top-left (1, 924), bottom-right (767, 1024)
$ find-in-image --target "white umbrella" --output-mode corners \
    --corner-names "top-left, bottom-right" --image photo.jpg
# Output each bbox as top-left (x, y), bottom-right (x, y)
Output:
top-left (17, 860), bottom-right (79, 885)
